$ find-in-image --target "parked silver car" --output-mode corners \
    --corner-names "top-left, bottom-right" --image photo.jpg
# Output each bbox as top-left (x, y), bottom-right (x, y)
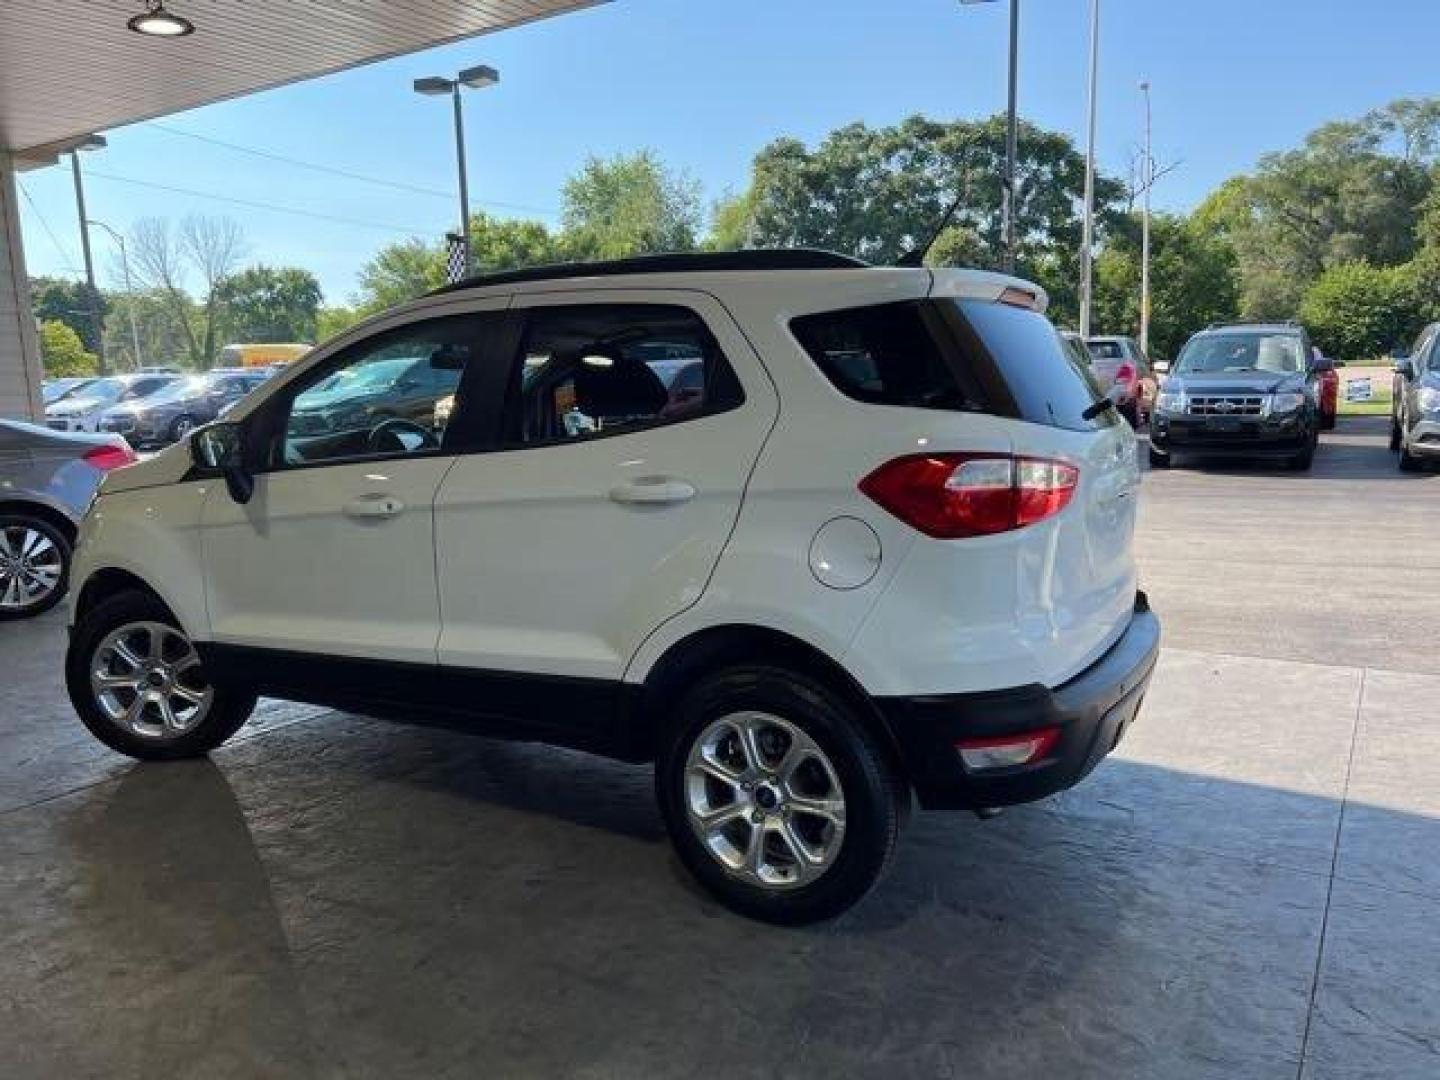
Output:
top-left (0, 420), bottom-right (136, 618)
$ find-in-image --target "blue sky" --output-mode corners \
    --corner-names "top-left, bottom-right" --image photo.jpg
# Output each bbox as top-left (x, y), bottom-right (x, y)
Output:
top-left (16, 0), bottom-right (1437, 305)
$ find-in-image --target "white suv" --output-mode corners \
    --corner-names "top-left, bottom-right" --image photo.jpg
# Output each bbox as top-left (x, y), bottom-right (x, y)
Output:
top-left (65, 250), bottom-right (1159, 924)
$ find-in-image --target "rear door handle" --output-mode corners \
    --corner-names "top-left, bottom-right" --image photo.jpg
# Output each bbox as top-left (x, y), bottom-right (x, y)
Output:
top-left (608, 477), bottom-right (696, 506)
top-left (344, 494), bottom-right (405, 520)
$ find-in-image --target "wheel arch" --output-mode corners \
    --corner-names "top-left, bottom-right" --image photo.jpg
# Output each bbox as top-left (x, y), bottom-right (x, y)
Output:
top-left (0, 498), bottom-right (79, 546)
top-left (73, 567), bottom-right (183, 628)
top-left (630, 623), bottom-right (908, 780)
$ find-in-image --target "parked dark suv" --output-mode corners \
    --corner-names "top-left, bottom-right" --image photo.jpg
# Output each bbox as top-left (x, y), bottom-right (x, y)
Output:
top-left (1149, 322), bottom-right (1329, 470)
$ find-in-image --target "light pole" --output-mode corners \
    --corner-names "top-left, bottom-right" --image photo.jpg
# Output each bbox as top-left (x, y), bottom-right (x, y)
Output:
top-left (68, 135), bottom-right (108, 373)
top-left (87, 219), bottom-right (144, 370)
top-left (960, 0), bottom-right (1020, 273)
top-left (1138, 80), bottom-right (1153, 356)
top-left (414, 64), bottom-right (499, 278)
top-left (1078, 0), bottom-right (1101, 337)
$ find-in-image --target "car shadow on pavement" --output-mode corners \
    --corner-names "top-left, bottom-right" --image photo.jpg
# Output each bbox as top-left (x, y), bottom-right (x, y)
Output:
top-left (9, 725), bottom-right (1436, 1078)
top-left (1140, 416), bottom-right (1438, 481)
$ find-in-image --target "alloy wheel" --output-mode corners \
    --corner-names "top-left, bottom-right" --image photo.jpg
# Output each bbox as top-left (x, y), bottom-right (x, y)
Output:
top-left (684, 711), bottom-right (847, 890)
top-left (0, 525), bottom-right (64, 612)
top-left (89, 621), bottom-right (214, 739)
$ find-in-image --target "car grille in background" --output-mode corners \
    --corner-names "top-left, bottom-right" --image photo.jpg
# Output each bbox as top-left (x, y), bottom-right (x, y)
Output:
top-left (1187, 395), bottom-right (1265, 417)
top-left (101, 417), bottom-right (136, 433)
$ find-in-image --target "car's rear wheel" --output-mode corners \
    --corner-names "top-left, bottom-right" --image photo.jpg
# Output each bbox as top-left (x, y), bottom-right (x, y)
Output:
top-left (1147, 444), bottom-right (1172, 469)
top-left (1399, 433), bottom-right (1423, 472)
top-left (656, 665), bottom-right (905, 925)
top-left (66, 590), bottom-right (256, 760)
top-left (0, 513), bottom-right (71, 620)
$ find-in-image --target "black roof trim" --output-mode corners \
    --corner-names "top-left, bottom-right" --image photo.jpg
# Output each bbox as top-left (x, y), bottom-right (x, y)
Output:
top-left (426, 248), bottom-right (869, 297)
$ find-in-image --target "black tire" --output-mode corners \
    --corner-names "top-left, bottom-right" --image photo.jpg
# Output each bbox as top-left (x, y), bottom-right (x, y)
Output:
top-left (1148, 444), bottom-right (1172, 469)
top-left (1399, 438), bottom-right (1422, 473)
top-left (0, 512), bottom-right (72, 620)
top-left (66, 589), bottom-right (257, 761)
top-left (1321, 411), bottom-right (1337, 432)
top-left (656, 665), bottom-right (906, 925)
top-left (1289, 446), bottom-right (1315, 471)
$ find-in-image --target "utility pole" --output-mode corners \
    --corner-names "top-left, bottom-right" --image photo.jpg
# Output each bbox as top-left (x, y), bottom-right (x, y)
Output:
top-left (1004, 0), bottom-right (1019, 273)
top-left (1078, 0), bottom-right (1101, 337)
top-left (1139, 80), bottom-right (1153, 356)
top-left (89, 219), bottom-right (143, 369)
top-left (69, 151), bottom-right (106, 373)
top-left (414, 65), bottom-right (499, 279)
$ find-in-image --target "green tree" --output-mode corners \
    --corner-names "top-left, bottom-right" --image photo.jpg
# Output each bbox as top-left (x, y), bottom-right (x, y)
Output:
top-left (129, 215), bottom-right (246, 368)
top-left (316, 306), bottom-right (363, 343)
top-left (1298, 262), bottom-right (1424, 363)
top-left (469, 211), bottom-right (562, 272)
top-left (1091, 213), bottom-right (1240, 361)
top-left (38, 319), bottom-right (99, 377)
top-left (214, 265), bottom-right (323, 343)
top-left (30, 277), bottom-right (105, 355)
top-left (101, 288), bottom-right (195, 371)
top-left (354, 238), bottom-right (446, 315)
top-left (737, 114), bottom-right (1127, 325)
top-left (561, 151), bottom-right (701, 260)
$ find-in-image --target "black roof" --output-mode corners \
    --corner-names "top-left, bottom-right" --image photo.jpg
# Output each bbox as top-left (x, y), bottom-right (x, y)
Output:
top-left (427, 248), bottom-right (869, 297)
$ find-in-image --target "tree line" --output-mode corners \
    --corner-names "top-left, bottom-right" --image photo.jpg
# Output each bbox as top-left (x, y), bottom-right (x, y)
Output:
top-left (35, 96), bottom-right (1440, 377)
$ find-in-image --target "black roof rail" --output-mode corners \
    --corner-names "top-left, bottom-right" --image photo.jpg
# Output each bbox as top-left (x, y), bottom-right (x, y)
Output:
top-left (1204, 319), bottom-right (1301, 330)
top-left (426, 248), bottom-right (869, 297)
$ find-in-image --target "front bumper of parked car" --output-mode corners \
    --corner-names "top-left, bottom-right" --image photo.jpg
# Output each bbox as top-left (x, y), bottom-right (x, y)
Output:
top-left (1150, 410), bottom-right (1311, 457)
top-left (1407, 417), bottom-right (1440, 456)
top-left (873, 593), bottom-right (1161, 811)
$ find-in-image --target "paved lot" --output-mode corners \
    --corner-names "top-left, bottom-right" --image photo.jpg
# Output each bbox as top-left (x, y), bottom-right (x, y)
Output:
top-left (2, 416), bottom-right (1437, 1079)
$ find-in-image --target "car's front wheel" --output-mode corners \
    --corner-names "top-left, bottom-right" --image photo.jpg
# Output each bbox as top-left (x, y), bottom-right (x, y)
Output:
top-left (656, 665), bottom-right (905, 924)
top-left (0, 513), bottom-right (71, 620)
top-left (66, 590), bottom-right (256, 760)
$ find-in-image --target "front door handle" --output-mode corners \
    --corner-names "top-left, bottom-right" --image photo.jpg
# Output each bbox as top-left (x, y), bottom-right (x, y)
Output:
top-left (608, 476), bottom-right (696, 506)
top-left (344, 494), bottom-right (405, 520)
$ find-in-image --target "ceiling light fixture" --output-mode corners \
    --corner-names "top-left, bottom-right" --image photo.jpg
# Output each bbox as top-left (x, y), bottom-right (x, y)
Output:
top-left (127, 0), bottom-right (195, 37)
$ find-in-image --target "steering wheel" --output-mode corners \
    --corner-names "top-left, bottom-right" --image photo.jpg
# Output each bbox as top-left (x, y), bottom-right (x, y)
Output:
top-left (366, 417), bottom-right (439, 454)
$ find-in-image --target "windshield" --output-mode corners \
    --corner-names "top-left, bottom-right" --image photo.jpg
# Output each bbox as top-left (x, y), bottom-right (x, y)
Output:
top-left (44, 379), bottom-right (92, 404)
top-left (1177, 332), bottom-right (1305, 374)
top-left (66, 378), bottom-right (126, 405)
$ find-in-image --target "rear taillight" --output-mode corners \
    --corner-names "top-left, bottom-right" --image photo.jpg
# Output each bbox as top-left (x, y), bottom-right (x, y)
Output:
top-left (956, 727), bottom-right (1061, 771)
top-left (83, 443), bottom-right (138, 472)
top-left (859, 453), bottom-right (1079, 538)
top-left (1114, 362), bottom-right (1137, 388)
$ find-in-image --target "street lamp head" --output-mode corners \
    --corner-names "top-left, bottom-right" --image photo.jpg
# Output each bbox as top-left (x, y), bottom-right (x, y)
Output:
top-left (75, 135), bottom-right (108, 153)
top-left (127, 0), bottom-right (195, 37)
top-left (1139, 80), bottom-right (1151, 92)
top-left (458, 64), bottom-right (500, 90)
top-left (413, 76), bottom-right (455, 96)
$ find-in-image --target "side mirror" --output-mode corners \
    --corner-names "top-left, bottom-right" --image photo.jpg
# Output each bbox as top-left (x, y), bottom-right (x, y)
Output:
top-left (191, 422), bottom-right (254, 504)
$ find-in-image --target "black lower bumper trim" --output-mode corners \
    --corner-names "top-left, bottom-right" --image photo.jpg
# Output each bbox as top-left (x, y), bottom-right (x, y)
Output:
top-left (874, 597), bottom-right (1161, 811)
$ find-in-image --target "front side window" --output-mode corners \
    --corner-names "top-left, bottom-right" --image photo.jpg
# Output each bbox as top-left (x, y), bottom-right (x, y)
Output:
top-left (272, 317), bottom-right (476, 467)
top-left (505, 304), bottom-right (742, 445)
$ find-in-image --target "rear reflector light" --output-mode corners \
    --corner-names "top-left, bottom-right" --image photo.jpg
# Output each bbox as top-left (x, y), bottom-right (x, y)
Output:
top-left (956, 727), bottom-right (1061, 771)
top-left (859, 453), bottom-right (1079, 538)
top-left (83, 443), bottom-right (138, 472)
top-left (1114, 362), bottom-right (1137, 388)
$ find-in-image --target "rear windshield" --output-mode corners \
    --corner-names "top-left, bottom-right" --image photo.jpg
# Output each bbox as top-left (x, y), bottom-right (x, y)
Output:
top-left (790, 299), bottom-right (1113, 432)
top-left (1088, 340), bottom-right (1125, 360)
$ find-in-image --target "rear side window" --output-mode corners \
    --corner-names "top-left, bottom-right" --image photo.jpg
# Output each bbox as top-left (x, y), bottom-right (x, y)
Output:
top-left (791, 299), bottom-right (1111, 431)
top-left (789, 303), bottom-right (971, 410)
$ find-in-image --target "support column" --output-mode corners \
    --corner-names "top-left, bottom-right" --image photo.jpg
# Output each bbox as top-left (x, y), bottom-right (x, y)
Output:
top-left (1, 154), bottom-right (44, 421)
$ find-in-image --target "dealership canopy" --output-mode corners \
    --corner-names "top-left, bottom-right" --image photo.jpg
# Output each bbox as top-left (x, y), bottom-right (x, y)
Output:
top-left (1, 0), bottom-right (602, 418)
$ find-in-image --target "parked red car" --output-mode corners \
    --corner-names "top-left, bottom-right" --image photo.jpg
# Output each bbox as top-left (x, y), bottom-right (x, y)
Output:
top-left (1315, 350), bottom-right (1338, 429)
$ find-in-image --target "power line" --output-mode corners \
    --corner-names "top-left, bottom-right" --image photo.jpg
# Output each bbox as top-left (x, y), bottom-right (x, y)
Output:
top-left (144, 121), bottom-right (561, 218)
top-left (16, 178), bottom-right (82, 276)
top-left (82, 168), bottom-right (442, 236)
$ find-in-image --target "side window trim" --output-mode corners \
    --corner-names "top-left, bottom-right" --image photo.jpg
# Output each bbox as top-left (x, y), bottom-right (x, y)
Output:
top-left (247, 309), bottom-right (503, 474)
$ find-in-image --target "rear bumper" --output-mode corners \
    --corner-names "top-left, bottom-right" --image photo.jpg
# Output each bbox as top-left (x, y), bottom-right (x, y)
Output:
top-left (874, 594), bottom-right (1161, 811)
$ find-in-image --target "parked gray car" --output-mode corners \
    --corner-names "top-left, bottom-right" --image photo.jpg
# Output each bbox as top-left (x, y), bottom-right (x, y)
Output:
top-left (0, 421), bottom-right (136, 619)
top-left (1392, 322), bottom-right (1440, 472)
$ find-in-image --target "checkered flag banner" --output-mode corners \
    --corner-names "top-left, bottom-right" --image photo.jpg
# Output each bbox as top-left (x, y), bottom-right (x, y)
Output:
top-left (445, 233), bottom-right (468, 283)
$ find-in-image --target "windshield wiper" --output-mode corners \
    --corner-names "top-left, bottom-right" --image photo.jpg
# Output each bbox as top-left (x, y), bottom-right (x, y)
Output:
top-left (1082, 397), bottom-right (1115, 421)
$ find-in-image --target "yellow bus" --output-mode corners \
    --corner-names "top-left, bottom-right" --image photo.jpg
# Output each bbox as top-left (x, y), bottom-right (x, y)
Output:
top-left (218, 343), bottom-right (312, 368)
